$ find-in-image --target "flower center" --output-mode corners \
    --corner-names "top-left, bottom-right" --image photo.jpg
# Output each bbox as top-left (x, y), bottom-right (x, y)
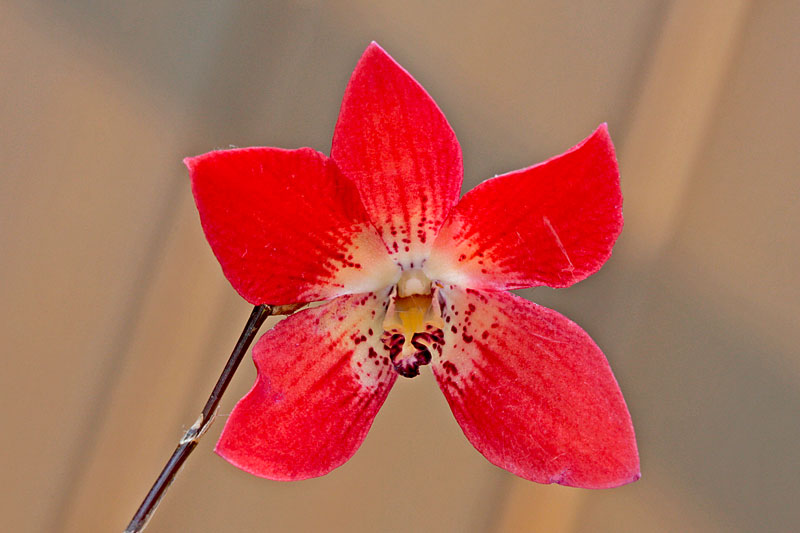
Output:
top-left (381, 270), bottom-right (444, 378)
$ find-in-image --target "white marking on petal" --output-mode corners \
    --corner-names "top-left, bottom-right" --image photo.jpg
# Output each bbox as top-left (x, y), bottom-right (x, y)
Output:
top-left (345, 287), bottom-right (395, 390)
top-left (542, 216), bottom-right (575, 274)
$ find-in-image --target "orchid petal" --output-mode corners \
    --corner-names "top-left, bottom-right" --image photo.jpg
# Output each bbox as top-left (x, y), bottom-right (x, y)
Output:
top-left (425, 125), bottom-right (622, 290)
top-left (432, 286), bottom-right (639, 488)
top-left (216, 290), bottom-right (397, 480)
top-left (187, 147), bottom-right (400, 304)
top-left (331, 42), bottom-right (463, 268)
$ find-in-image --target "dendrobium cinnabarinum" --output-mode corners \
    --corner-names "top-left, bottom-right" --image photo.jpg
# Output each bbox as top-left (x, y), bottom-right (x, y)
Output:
top-left (186, 42), bottom-right (639, 488)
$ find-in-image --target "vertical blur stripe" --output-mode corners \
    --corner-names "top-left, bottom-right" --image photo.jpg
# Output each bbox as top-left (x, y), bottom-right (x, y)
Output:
top-left (620, 0), bottom-right (751, 263)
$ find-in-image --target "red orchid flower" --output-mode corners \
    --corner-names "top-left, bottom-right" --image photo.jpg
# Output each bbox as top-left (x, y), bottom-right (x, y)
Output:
top-left (185, 42), bottom-right (639, 488)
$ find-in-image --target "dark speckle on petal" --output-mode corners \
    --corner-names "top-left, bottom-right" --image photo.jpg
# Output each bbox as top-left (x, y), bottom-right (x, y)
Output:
top-left (442, 361), bottom-right (458, 375)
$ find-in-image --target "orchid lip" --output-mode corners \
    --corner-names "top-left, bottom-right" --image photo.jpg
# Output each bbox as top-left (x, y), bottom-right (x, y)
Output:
top-left (381, 270), bottom-right (445, 378)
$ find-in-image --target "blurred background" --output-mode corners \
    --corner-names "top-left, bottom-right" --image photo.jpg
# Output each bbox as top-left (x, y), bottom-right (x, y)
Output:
top-left (2, 0), bottom-right (798, 531)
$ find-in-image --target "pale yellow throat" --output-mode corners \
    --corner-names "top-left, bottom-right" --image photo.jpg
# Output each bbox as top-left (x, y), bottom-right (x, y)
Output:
top-left (383, 270), bottom-right (443, 337)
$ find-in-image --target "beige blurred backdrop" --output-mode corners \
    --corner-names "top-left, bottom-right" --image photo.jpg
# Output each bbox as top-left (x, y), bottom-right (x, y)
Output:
top-left (2, 1), bottom-right (799, 531)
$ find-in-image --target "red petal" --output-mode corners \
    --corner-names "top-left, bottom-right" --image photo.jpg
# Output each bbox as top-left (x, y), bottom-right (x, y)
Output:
top-left (331, 42), bottom-right (463, 268)
top-left (425, 125), bottom-right (622, 290)
top-left (433, 287), bottom-right (639, 488)
top-left (216, 290), bottom-right (397, 480)
top-left (187, 147), bottom-right (400, 304)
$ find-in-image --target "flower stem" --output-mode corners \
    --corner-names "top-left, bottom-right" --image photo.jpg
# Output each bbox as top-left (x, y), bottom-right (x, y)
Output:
top-left (124, 304), bottom-right (273, 533)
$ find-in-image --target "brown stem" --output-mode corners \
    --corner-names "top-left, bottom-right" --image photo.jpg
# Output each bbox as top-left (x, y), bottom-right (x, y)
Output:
top-left (124, 304), bottom-right (274, 533)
